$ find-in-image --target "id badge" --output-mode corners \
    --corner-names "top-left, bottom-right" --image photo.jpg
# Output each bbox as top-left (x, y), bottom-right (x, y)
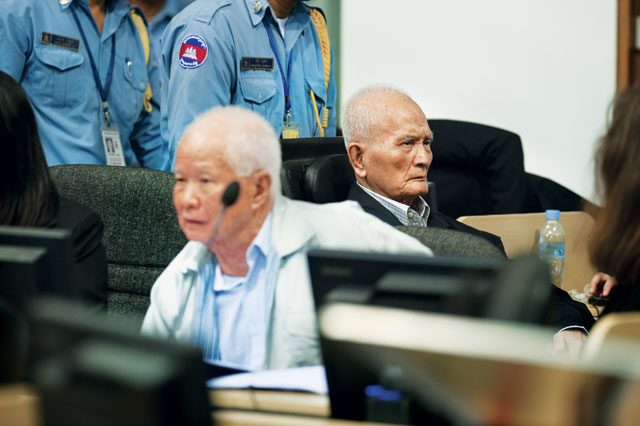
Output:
top-left (282, 125), bottom-right (300, 139)
top-left (101, 127), bottom-right (126, 166)
top-left (281, 111), bottom-right (300, 139)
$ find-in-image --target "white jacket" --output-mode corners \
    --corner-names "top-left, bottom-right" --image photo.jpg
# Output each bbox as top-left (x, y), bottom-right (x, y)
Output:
top-left (141, 197), bottom-right (432, 369)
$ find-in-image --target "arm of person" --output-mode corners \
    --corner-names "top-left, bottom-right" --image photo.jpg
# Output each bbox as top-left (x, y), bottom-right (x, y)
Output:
top-left (67, 209), bottom-right (108, 310)
top-left (160, 17), bottom-right (235, 169)
top-left (553, 328), bottom-right (587, 357)
top-left (0, 3), bottom-right (32, 79)
top-left (130, 44), bottom-right (165, 170)
top-left (549, 285), bottom-right (595, 356)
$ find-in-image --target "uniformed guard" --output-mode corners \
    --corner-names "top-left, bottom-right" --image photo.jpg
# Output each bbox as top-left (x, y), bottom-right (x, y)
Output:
top-left (129, 0), bottom-right (195, 69)
top-left (160, 0), bottom-right (337, 170)
top-left (0, 0), bottom-right (165, 169)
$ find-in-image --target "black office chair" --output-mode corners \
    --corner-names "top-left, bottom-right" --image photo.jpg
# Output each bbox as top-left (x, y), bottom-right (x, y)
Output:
top-left (428, 119), bottom-right (590, 218)
top-left (279, 137), bottom-right (347, 200)
top-left (303, 154), bottom-right (354, 203)
top-left (302, 153), bottom-right (438, 210)
top-left (428, 119), bottom-right (529, 218)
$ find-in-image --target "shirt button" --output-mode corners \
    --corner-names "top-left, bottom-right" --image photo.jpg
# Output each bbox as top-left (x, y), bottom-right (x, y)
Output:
top-left (408, 212), bottom-right (414, 218)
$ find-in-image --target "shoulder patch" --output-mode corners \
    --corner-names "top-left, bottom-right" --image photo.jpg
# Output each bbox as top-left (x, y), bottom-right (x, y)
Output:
top-left (178, 34), bottom-right (208, 69)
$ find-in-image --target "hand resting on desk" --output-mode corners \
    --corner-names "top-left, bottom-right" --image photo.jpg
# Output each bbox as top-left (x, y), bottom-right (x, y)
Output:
top-left (553, 329), bottom-right (587, 357)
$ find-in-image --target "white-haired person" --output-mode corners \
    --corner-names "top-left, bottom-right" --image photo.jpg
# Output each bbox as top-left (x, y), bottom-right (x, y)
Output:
top-left (141, 106), bottom-right (433, 370)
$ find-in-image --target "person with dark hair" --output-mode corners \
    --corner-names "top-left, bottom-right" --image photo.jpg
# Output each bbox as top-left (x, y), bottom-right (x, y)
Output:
top-left (0, 71), bottom-right (107, 308)
top-left (587, 86), bottom-right (640, 313)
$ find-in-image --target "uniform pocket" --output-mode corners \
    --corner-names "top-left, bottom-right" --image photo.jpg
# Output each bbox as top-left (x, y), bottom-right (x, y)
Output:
top-left (120, 59), bottom-right (147, 122)
top-left (239, 76), bottom-right (277, 110)
top-left (34, 45), bottom-right (84, 108)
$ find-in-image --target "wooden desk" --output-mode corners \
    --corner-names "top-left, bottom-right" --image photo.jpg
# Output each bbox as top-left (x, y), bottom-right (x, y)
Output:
top-left (213, 409), bottom-right (397, 426)
top-left (0, 385), bottom-right (40, 426)
top-left (1, 385), bottom-right (397, 426)
top-left (209, 389), bottom-right (329, 417)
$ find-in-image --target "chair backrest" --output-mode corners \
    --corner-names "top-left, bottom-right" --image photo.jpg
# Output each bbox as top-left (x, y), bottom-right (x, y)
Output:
top-left (280, 136), bottom-right (346, 162)
top-left (428, 119), bottom-right (529, 218)
top-left (582, 312), bottom-right (640, 361)
top-left (395, 226), bottom-right (505, 260)
top-left (457, 211), bottom-right (596, 293)
top-left (303, 154), bottom-right (354, 203)
top-left (279, 137), bottom-right (347, 200)
top-left (50, 165), bottom-right (186, 328)
top-left (301, 153), bottom-right (438, 209)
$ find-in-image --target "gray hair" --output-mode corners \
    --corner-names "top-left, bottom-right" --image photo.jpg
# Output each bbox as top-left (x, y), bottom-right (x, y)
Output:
top-left (341, 84), bottom-right (414, 149)
top-left (182, 106), bottom-right (282, 198)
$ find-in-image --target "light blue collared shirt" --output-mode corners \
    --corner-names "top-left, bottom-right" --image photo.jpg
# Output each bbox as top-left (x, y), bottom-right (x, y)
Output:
top-left (160, 0), bottom-right (337, 169)
top-left (0, 0), bottom-right (164, 168)
top-left (192, 213), bottom-right (279, 370)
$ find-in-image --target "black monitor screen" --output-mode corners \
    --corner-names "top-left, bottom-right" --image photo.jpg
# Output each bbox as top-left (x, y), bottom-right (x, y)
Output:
top-left (308, 248), bottom-right (505, 318)
top-left (308, 249), bottom-right (552, 422)
top-left (0, 226), bottom-right (80, 301)
top-left (28, 299), bottom-right (211, 426)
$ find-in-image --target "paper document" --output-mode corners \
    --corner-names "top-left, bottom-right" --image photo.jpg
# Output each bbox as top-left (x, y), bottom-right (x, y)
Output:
top-left (207, 365), bottom-right (327, 394)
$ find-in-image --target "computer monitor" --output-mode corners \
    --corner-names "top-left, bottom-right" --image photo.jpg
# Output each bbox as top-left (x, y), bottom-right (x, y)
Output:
top-left (308, 249), bottom-right (553, 421)
top-left (0, 245), bottom-right (48, 382)
top-left (320, 303), bottom-right (640, 425)
top-left (28, 299), bottom-right (211, 426)
top-left (0, 226), bottom-right (80, 301)
top-left (309, 248), bottom-right (520, 318)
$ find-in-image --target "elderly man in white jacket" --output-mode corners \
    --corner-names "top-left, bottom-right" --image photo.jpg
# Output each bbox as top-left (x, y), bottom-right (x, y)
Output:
top-left (141, 106), bottom-right (433, 370)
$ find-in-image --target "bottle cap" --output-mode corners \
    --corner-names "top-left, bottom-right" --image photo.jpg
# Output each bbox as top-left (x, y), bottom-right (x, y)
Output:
top-left (545, 209), bottom-right (560, 220)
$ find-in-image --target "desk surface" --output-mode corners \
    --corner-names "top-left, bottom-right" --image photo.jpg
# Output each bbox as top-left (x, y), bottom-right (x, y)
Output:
top-left (209, 389), bottom-right (329, 417)
top-left (213, 410), bottom-right (397, 426)
top-left (1, 385), bottom-right (397, 426)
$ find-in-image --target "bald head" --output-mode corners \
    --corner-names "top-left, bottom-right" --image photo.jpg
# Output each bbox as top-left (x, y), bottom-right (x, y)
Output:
top-left (180, 106), bottom-right (282, 197)
top-left (342, 85), bottom-right (425, 148)
top-left (342, 85), bottom-right (433, 206)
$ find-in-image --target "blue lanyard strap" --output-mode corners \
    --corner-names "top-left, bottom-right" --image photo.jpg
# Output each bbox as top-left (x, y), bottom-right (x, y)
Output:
top-left (263, 19), bottom-right (293, 115)
top-left (69, 6), bottom-right (116, 127)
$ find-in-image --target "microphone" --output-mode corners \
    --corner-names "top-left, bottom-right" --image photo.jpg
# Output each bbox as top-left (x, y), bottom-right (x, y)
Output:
top-left (206, 180), bottom-right (240, 246)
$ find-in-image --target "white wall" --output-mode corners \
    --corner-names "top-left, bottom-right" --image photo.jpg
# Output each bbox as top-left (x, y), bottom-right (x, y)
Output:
top-left (340, 0), bottom-right (617, 202)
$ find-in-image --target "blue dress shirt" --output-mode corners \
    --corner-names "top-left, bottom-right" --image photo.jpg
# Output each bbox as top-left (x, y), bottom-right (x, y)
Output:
top-left (0, 0), bottom-right (164, 168)
top-left (160, 0), bottom-right (337, 169)
top-left (191, 214), bottom-right (279, 370)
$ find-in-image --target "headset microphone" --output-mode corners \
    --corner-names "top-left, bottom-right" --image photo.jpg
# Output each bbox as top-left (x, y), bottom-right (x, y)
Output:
top-left (207, 181), bottom-right (240, 246)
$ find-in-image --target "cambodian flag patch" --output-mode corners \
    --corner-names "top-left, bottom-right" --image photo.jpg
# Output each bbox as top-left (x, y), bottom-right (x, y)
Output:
top-left (178, 35), bottom-right (208, 69)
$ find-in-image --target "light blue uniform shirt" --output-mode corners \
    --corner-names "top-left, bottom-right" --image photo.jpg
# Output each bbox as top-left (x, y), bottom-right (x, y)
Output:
top-left (147, 0), bottom-right (193, 106)
top-left (191, 214), bottom-right (279, 370)
top-left (0, 0), bottom-right (164, 168)
top-left (147, 0), bottom-right (194, 68)
top-left (160, 0), bottom-right (337, 169)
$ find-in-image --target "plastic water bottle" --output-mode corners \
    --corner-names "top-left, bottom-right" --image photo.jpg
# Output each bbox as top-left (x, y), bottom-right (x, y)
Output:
top-left (538, 209), bottom-right (566, 287)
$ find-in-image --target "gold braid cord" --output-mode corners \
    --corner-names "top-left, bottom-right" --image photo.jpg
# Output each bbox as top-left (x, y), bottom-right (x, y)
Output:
top-left (129, 9), bottom-right (153, 113)
top-left (308, 8), bottom-right (330, 129)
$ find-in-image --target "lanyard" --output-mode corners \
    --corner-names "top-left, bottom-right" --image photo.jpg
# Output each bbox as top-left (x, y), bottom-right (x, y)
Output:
top-left (263, 20), bottom-right (293, 117)
top-left (69, 6), bottom-right (117, 127)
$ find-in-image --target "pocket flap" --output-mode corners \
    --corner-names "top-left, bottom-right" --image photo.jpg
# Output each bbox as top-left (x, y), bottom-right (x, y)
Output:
top-left (239, 77), bottom-right (277, 104)
top-left (35, 45), bottom-right (84, 71)
top-left (306, 76), bottom-right (326, 103)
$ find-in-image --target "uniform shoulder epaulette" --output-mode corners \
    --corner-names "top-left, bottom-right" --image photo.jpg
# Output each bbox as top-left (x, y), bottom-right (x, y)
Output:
top-left (194, 0), bottom-right (232, 24)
